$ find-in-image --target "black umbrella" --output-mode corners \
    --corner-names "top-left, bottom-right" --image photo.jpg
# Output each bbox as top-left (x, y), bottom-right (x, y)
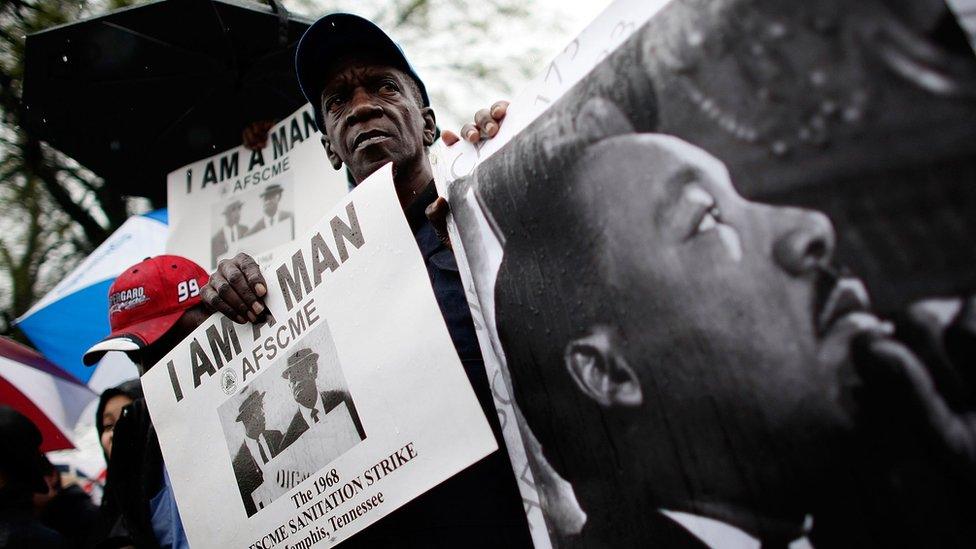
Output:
top-left (22, 0), bottom-right (312, 204)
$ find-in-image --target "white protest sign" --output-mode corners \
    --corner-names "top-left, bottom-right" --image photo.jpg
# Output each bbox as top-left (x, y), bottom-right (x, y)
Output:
top-left (144, 164), bottom-right (497, 548)
top-left (166, 104), bottom-right (349, 270)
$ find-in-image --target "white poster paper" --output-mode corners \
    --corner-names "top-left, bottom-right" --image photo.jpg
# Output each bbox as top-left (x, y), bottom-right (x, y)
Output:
top-left (166, 105), bottom-right (349, 270)
top-left (144, 164), bottom-right (497, 548)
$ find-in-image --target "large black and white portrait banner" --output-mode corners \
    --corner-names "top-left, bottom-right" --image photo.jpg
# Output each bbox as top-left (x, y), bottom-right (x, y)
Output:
top-left (434, 0), bottom-right (976, 547)
top-left (144, 165), bottom-right (498, 548)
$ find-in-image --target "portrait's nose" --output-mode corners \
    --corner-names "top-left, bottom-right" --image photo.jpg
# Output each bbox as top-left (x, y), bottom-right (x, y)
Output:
top-left (345, 87), bottom-right (383, 126)
top-left (772, 207), bottom-right (836, 276)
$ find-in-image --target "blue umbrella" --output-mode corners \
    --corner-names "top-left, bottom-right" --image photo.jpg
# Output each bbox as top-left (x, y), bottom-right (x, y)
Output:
top-left (17, 210), bottom-right (168, 391)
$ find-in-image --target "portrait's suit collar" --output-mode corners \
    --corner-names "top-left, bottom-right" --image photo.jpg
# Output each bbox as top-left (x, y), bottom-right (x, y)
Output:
top-left (661, 509), bottom-right (813, 549)
top-left (244, 432), bottom-right (272, 465)
top-left (298, 390), bottom-right (325, 426)
top-left (223, 224), bottom-right (243, 243)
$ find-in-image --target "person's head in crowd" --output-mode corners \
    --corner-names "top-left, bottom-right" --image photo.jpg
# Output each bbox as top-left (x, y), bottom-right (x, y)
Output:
top-left (295, 14), bottom-right (437, 188)
top-left (223, 201), bottom-right (243, 228)
top-left (95, 380), bottom-right (144, 460)
top-left (32, 455), bottom-right (60, 511)
top-left (83, 256), bottom-right (210, 374)
top-left (0, 406), bottom-right (50, 503)
top-left (492, 132), bottom-right (887, 534)
top-left (281, 348), bottom-right (320, 409)
top-left (260, 185), bottom-right (284, 218)
top-left (235, 390), bottom-right (268, 441)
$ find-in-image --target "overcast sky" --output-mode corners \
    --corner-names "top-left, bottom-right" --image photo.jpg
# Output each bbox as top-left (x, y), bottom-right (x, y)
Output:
top-left (430, 0), bottom-right (614, 128)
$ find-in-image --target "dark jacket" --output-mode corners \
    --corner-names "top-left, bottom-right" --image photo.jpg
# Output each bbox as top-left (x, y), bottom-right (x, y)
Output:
top-left (281, 389), bottom-right (366, 449)
top-left (102, 398), bottom-right (163, 549)
top-left (0, 501), bottom-right (66, 549)
top-left (245, 211), bottom-right (293, 236)
top-left (39, 484), bottom-right (98, 549)
top-left (232, 429), bottom-right (284, 517)
top-left (211, 223), bottom-right (250, 265)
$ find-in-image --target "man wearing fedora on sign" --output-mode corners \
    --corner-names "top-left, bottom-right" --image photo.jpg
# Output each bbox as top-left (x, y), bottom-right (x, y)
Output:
top-left (212, 200), bottom-right (250, 266)
top-left (246, 184), bottom-right (294, 238)
top-left (232, 390), bottom-right (285, 517)
top-left (280, 347), bottom-right (366, 449)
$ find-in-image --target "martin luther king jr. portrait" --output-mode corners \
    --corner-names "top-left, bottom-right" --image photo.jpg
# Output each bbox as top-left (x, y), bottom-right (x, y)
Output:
top-left (449, 0), bottom-right (976, 547)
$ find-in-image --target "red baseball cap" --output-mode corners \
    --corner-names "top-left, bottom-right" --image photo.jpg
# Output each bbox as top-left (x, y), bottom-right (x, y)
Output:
top-left (83, 255), bottom-right (209, 366)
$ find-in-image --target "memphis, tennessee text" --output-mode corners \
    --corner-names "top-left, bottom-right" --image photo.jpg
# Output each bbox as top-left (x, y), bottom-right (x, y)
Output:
top-left (249, 442), bottom-right (419, 549)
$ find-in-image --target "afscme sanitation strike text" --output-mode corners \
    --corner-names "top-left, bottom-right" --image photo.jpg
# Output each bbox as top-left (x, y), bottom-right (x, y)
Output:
top-left (248, 442), bottom-right (418, 549)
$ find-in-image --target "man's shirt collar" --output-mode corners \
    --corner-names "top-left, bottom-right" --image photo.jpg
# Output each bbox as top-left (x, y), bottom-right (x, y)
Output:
top-left (661, 509), bottom-right (814, 549)
top-left (244, 433), bottom-right (271, 465)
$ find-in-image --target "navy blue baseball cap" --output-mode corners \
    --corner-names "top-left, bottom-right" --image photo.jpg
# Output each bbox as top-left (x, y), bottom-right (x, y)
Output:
top-left (295, 13), bottom-right (431, 133)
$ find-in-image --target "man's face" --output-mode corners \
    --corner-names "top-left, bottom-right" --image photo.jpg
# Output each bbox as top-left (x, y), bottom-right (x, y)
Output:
top-left (285, 360), bottom-right (319, 409)
top-left (240, 405), bottom-right (266, 440)
top-left (225, 208), bottom-right (241, 227)
top-left (319, 56), bottom-right (432, 183)
top-left (573, 135), bottom-right (889, 493)
top-left (262, 193), bottom-right (281, 218)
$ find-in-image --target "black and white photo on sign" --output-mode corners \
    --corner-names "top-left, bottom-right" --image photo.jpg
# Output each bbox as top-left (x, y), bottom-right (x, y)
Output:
top-left (444, 0), bottom-right (976, 547)
top-left (217, 318), bottom-right (366, 518)
top-left (210, 177), bottom-right (296, 268)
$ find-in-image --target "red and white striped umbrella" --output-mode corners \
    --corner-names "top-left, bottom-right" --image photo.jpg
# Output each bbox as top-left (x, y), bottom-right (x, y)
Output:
top-left (0, 337), bottom-right (96, 451)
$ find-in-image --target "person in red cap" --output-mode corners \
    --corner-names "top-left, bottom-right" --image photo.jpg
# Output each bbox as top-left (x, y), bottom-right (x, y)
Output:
top-left (83, 255), bottom-right (210, 549)
top-left (83, 255), bottom-right (210, 372)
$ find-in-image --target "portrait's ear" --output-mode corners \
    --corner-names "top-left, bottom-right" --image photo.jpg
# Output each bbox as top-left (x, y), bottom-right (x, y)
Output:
top-left (322, 136), bottom-right (343, 170)
top-left (421, 107), bottom-right (437, 147)
top-left (563, 326), bottom-right (642, 408)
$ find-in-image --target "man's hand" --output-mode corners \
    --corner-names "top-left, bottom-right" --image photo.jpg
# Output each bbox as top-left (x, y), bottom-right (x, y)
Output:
top-left (430, 100), bottom-right (511, 248)
top-left (442, 101), bottom-right (509, 146)
top-left (852, 296), bottom-right (976, 480)
top-left (201, 253), bottom-right (268, 324)
top-left (243, 120), bottom-right (276, 151)
top-left (425, 197), bottom-right (451, 250)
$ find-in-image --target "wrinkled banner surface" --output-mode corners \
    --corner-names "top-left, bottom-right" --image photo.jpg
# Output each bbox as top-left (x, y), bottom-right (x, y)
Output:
top-left (144, 165), bottom-right (497, 548)
top-left (166, 105), bottom-right (348, 270)
top-left (435, 0), bottom-right (976, 547)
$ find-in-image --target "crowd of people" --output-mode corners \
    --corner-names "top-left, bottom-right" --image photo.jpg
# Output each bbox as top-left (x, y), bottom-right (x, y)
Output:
top-left (8, 2), bottom-right (974, 548)
top-left (3, 10), bottom-right (515, 549)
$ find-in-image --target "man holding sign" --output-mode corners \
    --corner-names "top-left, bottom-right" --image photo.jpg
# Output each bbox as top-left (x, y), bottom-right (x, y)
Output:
top-left (202, 13), bottom-right (529, 547)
